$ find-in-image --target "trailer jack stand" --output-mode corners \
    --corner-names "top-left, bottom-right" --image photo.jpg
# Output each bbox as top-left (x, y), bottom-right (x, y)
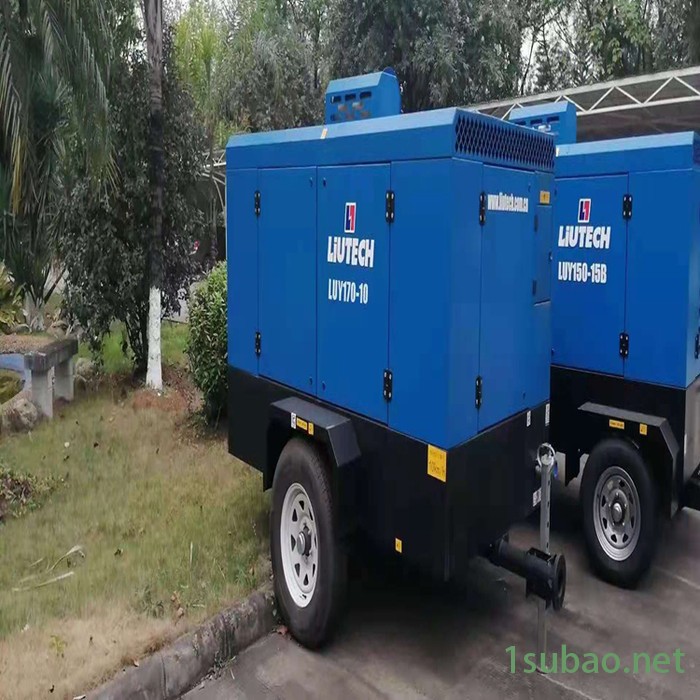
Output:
top-left (486, 444), bottom-right (566, 671)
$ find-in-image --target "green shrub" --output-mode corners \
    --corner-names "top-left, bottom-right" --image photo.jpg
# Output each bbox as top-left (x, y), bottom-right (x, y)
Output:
top-left (0, 262), bottom-right (22, 333)
top-left (187, 263), bottom-right (227, 419)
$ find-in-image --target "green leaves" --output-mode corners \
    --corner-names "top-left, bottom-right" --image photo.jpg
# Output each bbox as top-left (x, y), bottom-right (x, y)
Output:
top-left (0, 0), bottom-right (112, 215)
top-left (325, 0), bottom-right (523, 111)
top-left (186, 263), bottom-right (227, 421)
top-left (59, 36), bottom-right (205, 374)
top-left (531, 0), bottom-right (699, 93)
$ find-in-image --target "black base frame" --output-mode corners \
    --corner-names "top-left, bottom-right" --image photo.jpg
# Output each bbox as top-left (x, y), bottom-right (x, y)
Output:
top-left (550, 365), bottom-right (700, 515)
top-left (228, 366), bottom-right (548, 582)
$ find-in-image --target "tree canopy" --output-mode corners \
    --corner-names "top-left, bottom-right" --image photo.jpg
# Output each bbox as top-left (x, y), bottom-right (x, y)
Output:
top-left (3, 0), bottom-right (700, 370)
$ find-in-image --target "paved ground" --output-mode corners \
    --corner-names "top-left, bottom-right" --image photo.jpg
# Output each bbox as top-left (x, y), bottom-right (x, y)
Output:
top-left (184, 483), bottom-right (700, 700)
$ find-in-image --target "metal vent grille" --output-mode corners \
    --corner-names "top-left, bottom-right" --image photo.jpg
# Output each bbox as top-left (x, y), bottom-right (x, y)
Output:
top-left (455, 113), bottom-right (555, 170)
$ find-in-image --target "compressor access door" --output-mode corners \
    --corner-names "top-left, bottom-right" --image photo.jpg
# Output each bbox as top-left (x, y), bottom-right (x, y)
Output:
top-left (552, 174), bottom-right (628, 377)
top-left (317, 164), bottom-right (391, 423)
top-left (258, 167), bottom-right (317, 393)
top-left (478, 165), bottom-right (538, 431)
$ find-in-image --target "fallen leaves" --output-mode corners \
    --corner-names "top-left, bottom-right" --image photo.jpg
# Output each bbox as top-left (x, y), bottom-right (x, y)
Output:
top-left (13, 545), bottom-right (86, 592)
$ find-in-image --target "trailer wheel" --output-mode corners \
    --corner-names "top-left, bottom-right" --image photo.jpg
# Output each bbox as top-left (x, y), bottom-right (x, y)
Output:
top-left (581, 439), bottom-right (657, 587)
top-left (270, 437), bottom-right (346, 648)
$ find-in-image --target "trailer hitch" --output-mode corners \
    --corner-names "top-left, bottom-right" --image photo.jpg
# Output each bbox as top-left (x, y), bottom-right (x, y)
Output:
top-left (486, 443), bottom-right (566, 610)
top-left (487, 538), bottom-right (566, 610)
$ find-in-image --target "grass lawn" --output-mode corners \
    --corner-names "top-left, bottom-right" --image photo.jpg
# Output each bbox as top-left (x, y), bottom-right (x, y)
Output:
top-left (0, 327), bottom-right (268, 699)
top-left (77, 320), bottom-right (189, 375)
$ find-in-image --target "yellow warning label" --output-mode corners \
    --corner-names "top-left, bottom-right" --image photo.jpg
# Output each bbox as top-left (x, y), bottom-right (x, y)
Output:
top-left (320, 127), bottom-right (328, 140)
top-left (395, 538), bottom-right (402, 554)
top-left (427, 445), bottom-right (447, 482)
top-left (609, 419), bottom-right (625, 430)
top-left (539, 190), bottom-right (551, 205)
top-left (640, 423), bottom-right (648, 436)
top-left (308, 422), bottom-right (314, 436)
top-left (296, 418), bottom-right (308, 432)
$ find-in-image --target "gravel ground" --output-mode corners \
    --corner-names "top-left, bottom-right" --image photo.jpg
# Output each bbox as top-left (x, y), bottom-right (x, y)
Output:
top-left (0, 333), bottom-right (52, 354)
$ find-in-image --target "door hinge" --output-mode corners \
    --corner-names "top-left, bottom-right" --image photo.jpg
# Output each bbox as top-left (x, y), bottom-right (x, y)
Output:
top-left (622, 193), bottom-right (633, 220)
top-left (619, 332), bottom-right (629, 359)
top-left (534, 213), bottom-right (539, 232)
top-left (255, 331), bottom-right (261, 357)
top-left (383, 369), bottom-right (393, 401)
top-left (695, 333), bottom-right (699, 359)
top-left (254, 190), bottom-right (261, 217)
top-left (475, 375), bottom-right (483, 409)
top-left (479, 192), bottom-right (486, 225)
top-left (385, 190), bottom-right (395, 223)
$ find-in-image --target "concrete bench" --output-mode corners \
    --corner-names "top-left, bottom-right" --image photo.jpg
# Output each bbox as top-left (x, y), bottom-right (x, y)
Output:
top-left (24, 337), bottom-right (78, 418)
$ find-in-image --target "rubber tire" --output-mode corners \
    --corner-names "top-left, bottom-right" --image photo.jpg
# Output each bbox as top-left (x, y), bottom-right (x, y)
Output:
top-left (580, 438), bottom-right (658, 588)
top-left (270, 437), bottom-right (347, 648)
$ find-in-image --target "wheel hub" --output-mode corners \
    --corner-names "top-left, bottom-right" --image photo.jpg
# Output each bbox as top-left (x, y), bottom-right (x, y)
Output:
top-left (297, 527), bottom-right (312, 556)
top-left (593, 465), bottom-right (641, 562)
top-left (280, 483), bottom-right (319, 608)
top-left (611, 499), bottom-right (625, 524)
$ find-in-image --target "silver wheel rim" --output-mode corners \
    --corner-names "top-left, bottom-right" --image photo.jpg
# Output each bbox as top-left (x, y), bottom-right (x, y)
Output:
top-left (593, 465), bottom-right (641, 561)
top-left (280, 482), bottom-right (318, 608)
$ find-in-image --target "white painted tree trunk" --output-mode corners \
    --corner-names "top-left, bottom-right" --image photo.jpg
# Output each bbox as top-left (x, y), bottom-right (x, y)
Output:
top-left (146, 285), bottom-right (162, 390)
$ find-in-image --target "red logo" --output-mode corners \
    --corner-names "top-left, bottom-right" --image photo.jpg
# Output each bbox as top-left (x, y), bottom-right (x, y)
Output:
top-left (344, 202), bottom-right (357, 234)
top-left (578, 198), bottom-right (591, 224)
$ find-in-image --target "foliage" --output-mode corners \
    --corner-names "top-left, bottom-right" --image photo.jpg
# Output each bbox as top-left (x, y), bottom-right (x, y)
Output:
top-left (217, 0), bottom-right (322, 131)
top-left (0, 0), bottom-right (111, 215)
top-left (60, 36), bottom-right (205, 374)
top-left (186, 262), bottom-right (227, 419)
top-left (0, 1), bottom-right (121, 326)
top-left (0, 261), bottom-right (21, 332)
top-left (174, 0), bottom-right (228, 143)
top-left (0, 464), bottom-right (58, 522)
top-left (325, 0), bottom-right (525, 111)
top-left (174, 0), bottom-right (229, 264)
top-left (530, 0), bottom-right (700, 93)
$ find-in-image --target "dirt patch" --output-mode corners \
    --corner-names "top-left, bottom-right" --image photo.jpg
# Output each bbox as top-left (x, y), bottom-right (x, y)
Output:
top-left (0, 333), bottom-right (52, 354)
top-left (130, 366), bottom-right (201, 414)
top-left (0, 606), bottom-right (182, 700)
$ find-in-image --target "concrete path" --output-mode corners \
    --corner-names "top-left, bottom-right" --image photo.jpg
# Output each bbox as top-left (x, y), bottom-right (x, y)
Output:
top-left (184, 484), bottom-right (700, 699)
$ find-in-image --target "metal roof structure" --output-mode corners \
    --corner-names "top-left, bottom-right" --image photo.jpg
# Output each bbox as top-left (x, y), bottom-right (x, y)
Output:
top-left (471, 65), bottom-right (700, 141)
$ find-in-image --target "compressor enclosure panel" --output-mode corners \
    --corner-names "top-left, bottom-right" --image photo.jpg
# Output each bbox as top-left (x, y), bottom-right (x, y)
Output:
top-left (554, 133), bottom-right (700, 390)
top-left (227, 107), bottom-right (555, 450)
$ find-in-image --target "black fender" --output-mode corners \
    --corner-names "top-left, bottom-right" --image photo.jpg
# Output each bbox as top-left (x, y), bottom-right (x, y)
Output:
top-left (576, 402), bottom-right (680, 517)
top-left (267, 397), bottom-right (361, 535)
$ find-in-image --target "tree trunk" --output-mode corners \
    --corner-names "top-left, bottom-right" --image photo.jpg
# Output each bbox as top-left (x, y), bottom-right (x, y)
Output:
top-left (143, 0), bottom-right (164, 390)
top-left (690, 0), bottom-right (700, 64)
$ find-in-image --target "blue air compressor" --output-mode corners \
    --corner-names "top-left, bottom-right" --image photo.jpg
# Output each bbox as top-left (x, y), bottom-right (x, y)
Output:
top-left (510, 104), bottom-right (700, 587)
top-left (226, 69), bottom-right (566, 646)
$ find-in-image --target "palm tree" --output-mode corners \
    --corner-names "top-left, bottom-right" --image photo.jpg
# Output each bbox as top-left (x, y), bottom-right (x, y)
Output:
top-left (174, 1), bottom-right (226, 263)
top-left (142, 0), bottom-right (164, 390)
top-left (0, 0), bottom-right (111, 327)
